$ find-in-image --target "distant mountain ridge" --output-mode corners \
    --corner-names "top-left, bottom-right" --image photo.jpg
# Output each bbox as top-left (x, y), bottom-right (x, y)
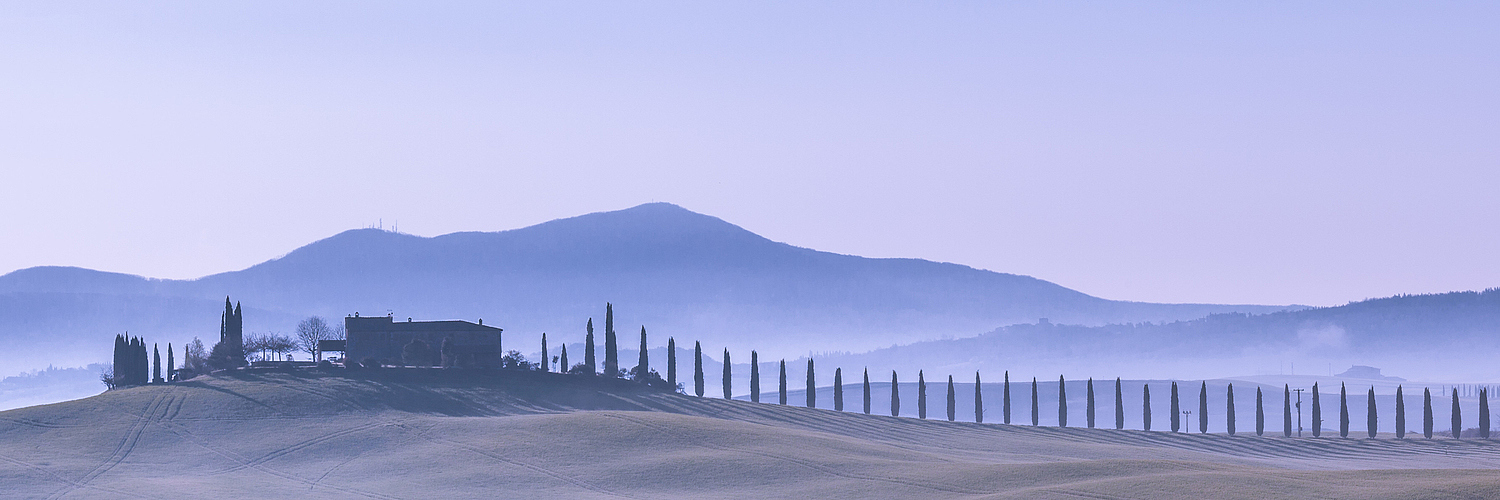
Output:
top-left (0, 203), bottom-right (1294, 374)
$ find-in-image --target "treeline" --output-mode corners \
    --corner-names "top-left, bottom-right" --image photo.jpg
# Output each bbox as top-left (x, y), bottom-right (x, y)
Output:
top-left (106, 334), bottom-right (175, 389)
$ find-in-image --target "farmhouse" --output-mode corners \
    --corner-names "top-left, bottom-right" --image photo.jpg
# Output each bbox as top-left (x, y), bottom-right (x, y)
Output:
top-left (343, 315), bottom-right (504, 367)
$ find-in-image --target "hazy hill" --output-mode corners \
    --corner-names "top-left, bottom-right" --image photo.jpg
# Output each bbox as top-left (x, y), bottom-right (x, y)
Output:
top-left (2, 370), bottom-right (1498, 499)
top-left (0, 203), bottom-right (1290, 375)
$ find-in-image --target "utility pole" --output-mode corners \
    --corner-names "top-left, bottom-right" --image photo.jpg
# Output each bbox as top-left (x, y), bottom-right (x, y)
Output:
top-left (1293, 388), bottom-right (1306, 437)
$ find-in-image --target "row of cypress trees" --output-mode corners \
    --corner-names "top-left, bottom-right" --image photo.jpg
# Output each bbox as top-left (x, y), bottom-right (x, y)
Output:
top-left (110, 334), bottom-right (175, 388)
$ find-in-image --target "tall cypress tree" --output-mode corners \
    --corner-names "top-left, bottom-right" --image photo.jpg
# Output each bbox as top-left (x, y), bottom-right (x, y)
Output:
top-left (863, 368), bottom-right (872, 415)
top-left (1143, 384), bottom-right (1152, 431)
top-left (834, 368), bottom-right (843, 411)
top-left (1451, 388), bottom-right (1462, 439)
top-left (1114, 377), bottom-right (1124, 430)
top-left (1368, 386), bottom-right (1379, 438)
top-left (946, 375), bottom-right (956, 422)
top-left (917, 371), bottom-right (927, 419)
top-left (779, 360), bottom-right (788, 405)
top-left (560, 345), bottom-right (569, 375)
top-left (1339, 383), bottom-right (1350, 438)
top-left (111, 334), bottom-right (124, 387)
top-left (749, 350), bottom-right (759, 403)
top-left (693, 341), bottom-right (704, 397)
top-left (805, 359), bottom-right (815, 408)
top-left (1227, 383), bottom-right (1237, 436)
top-left (1031, 378), bottom-right (1039, 426)
top-left (541, 333), bottom-right (549, 372)
top-left (1198, 381), bottom-right (1208, 434)
top-left (1283, 384), bottom-right (1293, 438)
top-left (1086, 378), bottom-right (1095, 429)
top-left (975, 372), bottom-right (984, 424)
top-left (166, 344), bottom-right (174, 382)
top-left (1255, 386), bottom-right (1264, 436)
top-left (722, 349), bottom-right (731, 399)
top-left (1170, 382), bottom-right (1180, 433)
top-left (1480, 389), bottom-right (1490, 440)
top-left (1312, 382), bottom-right (1322, 437)
top-left (1424, 387), bottom-right (1434, 439)
top-left (665, 338), bottom-right (674, 388)
top-left (636, 328), bottom-right (648, 380)
top-left (890, 371), bottom-right (900, 416)
top-left (152, 344), bottom-right (162, 383)
top-left (1003, 371), bottom-right (1011, 424)
top-left (603, 303), bottom-right (617, 377)
top-left (1058, 375), bottom-right (1067, 428)
top-left (584, 319), bottom-right (596, 375)
top-left (1396, 385), bottom-right (1406, 439)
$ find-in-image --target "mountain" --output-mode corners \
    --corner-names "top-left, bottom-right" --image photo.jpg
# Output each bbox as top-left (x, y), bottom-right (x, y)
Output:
top-left (0, 202), bottom-right (1292, 375)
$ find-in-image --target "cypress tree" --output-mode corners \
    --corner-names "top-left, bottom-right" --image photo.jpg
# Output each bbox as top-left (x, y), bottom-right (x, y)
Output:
top-left (561, 345), bottom-right (570, 376)
top-left (1396, 385), bottom-right (1405, 439)
top-left (749, 350), bottom-right (759, 403)
top-left (152, 344), bottom-right (162, 383)
top-left (693, 341), bottom-right (704, 397)
top-left (1058, 375), bottom-right (1067, 428)
top-left (722, 349), bottom-right (732, 399)
top-left (603, 303), bottom-right (617, 377)
top-left (1226, 383), bottom-right (1236, 436)
top-left (1143, 384), bottom-right (1152, 431)
top-left (1003, 371), bottom-right (1012, 424)
top-left (804, 358), bottom-right (814, 407)
top-left (1451, 388), bottom-right (1462, 439)
top-left (1368, 386), bottom-right (1378, 438)
top-left (1086, 378), bottom-right (1095, 429)
top-left (166, 344), bottom-right (174, 382)
top-left (1031, 378), bottom-right (1039, 426)
top-left (584, 319), bottom-right (596, 375)
top-left (1198, 381), bottom-right (1208, 434)
top-left (637, 328), bottom-right (648, 380)
top-left (863, 368), bottom-right (871, 415)
top-left (975, 372), bottom-right (984, 424)
top-left (779, 360), bottom-right (788, 405)
top-left (1424, 387), bottom-right (1434, 439)
top-left (1255, 386), bottom-right (1264, 436)
top-left (1339, 383), bottom-right (1350, 438)
top-left (1170, 382), bottom-right (1180, 433)
top-left (890, 371), bottom-right (900, 416)
top-left (918, 371), bottom-right (927, 419)
top-left (111, 334), bottom-right (123, 387)
top-left (1312, 382), bottom-right (1322, 437)
top-left (1284, 384), bottom-right (1292, 438)
top-left (541, 333), bottom-right (549, 372)
top-left (946, 375), bottom-right (956, 422)
top-left (1114, 377), bottom-right (1124, 430)
top-left (664, 338), bottom-right (673, 388)
top-left (1476, 387), bottom-right (1488, 438)
top-left (834, 368), bottom-right (844, 411)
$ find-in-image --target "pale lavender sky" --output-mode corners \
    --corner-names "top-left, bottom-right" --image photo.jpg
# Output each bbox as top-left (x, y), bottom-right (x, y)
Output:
top-left (0, 1), bottom-right (1496, 307)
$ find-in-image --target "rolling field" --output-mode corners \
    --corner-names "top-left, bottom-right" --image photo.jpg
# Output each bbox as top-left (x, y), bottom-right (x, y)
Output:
top-left (1, 369), bottom-right (1498, 499)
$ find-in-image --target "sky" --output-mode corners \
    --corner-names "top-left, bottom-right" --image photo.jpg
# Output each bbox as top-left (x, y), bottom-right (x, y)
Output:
top-left (0, 1), bottom-right (1496, 307)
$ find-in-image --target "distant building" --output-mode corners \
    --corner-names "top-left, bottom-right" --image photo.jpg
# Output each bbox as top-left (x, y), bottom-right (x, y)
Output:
top-left (344, 315), bottom-right (504, 367)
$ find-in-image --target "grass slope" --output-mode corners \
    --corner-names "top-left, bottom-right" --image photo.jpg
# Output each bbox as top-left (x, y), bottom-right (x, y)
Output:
top-left (1, 369), bottom-right (1498, 499)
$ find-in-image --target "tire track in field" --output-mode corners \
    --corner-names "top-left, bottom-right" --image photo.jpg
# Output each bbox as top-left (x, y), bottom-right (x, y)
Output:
top-left (207, 420), bottom-right (391, 475)
top-left (154, 419), bottom-right (404, 500)
top-left (47, 389), bottom-right (174, 500)
top-left (397, 421), bottom-right (639, 499)
top-left (0, 452), bottom-right (152, 499)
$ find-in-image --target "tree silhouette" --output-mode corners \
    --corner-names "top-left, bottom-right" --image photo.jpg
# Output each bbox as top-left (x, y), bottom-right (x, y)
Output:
top-left (1086, 378), bottom-right (1095, 429)
top-left (636, 328), bottom-right (647, 382)
top-left (1170, 382), bottom-right (1180, 433)
top-left (1367, 386), bottom-right (1378, 438)
top-left (749, 350), bottom-right (759, 403)
top-left (1003, 371), bottom-right (1012, 424)
top-left (1339, 383), bottom-right (1350, 438)
top-left (1480, 389), bottom-right (1490, 440)
top-left (1424, 387), bottom-right (1434, 439)
top-left (166, 343), bottom-right (174, 382)
top-left (665, 338), bottom-right (674, 389)
top-left (1058, 375), bottom-right (1067, 428)
top-left (722, 349), bottom-right (732, 399)
top-left (693, 341), bottom-right (704, 397)
top-left (560, 345), bottom-right (570, 377)
top-left (541, 333), bottom-right (549, 372)
top-left (1451, 388), bottom-right (1461, 439)
top-left (152, 344), bottom-right (162, 384)
top-left (946, 375), bottom-right (956, 422)
top-left (584, 318), bottom-right (596, 375)
top-left (975, 372), bottom-right (984, 424)
top-left (1198, 381), bottom-right (1208, 434)
top-left (1114, 377), bottom-right (1124, 430)
top-left (779, 360), bottom-right (788, 405)
top-left (1283, 385), bottom-right (1292, 438)
top-left (918, 371), bottom-right (927, 419)
top-left (834, 368), bottom-right (844, 411)
top-left (863, 369), bottom-right (872, 415)
top-left (1226, 383), bottom-right (1236, 436)
top-left (890, 371), bottom-right (900, 416)
top-left (1312, 383), bottom-right (1322, 438)
top-left (805, 359), bottom-right (815, 408)
top-left (1143, 384), bottom-right (1152, 431)
top-left (603, 303), bottom-right (617, 377)
top-left (1255, 386), bottom-right (1264, 436)
top-left (1396, 385), bottom-right (1405, 439)
top-left (1031, 378), bottom-right (1039, 426)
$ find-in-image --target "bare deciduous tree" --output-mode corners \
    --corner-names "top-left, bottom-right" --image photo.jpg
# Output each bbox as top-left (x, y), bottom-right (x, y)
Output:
top-left (295, 316), bottom-right (334, 355)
